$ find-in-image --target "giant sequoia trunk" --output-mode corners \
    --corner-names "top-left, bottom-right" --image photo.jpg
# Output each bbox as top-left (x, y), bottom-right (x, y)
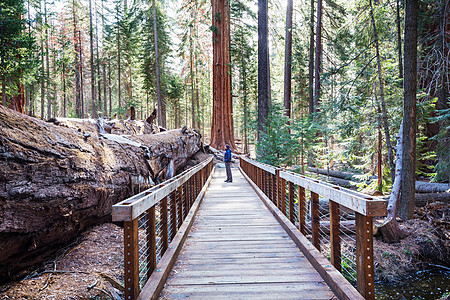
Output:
top-left (210, 0), bottom-right (235, 150)
top-left (0, 106), bottom-right (202, 281)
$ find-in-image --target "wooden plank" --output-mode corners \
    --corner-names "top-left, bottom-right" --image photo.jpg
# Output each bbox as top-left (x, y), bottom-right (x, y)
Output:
top-left (136, 166), bottom-right (215, 300)
top-left (167, 274), bottom-right (325, 285)
top-left (171, 261), bottom-right (309, 271)
top-left (279, 170), bottom-right (387, 217)
top-left (146, 206), bottom-right (156, 277)
top-left (299, 186), bottom-right (306, 235)
top-left (162, 283), bottom-right (332, 294)
top-left (124, 219), bottom-right (139, 300)
top-left (289, 181), bottom-right (295, 223)
top-left (169, 192), bottom-right (177, 240)
top-left (356, 212), bottom-right (375, 300)
top-left (166, 268), bottom-right (317, 277)
top-left (276, 169), bottom-right (281, 209)
top-left (311, 192), bottom-right (320, 251)
top-left (176, 186), bottom-right (183, 229)
top-left (329, 200), bottom-right (341, 271)
top-left (178, 251), bottom-right (303, 259)
top-left (161, 196), bottom-right (168, 254)
top-left (241, 166), bottom-right (363, 300)
top-left (180, 244), bottom-right (299, 252)
top-left (281, 178), bottom-right (287, 216)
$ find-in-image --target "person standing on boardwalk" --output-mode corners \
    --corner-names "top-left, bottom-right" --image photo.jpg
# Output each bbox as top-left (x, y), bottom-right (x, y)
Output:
top-left (224, 145), bottom-right (232, 183)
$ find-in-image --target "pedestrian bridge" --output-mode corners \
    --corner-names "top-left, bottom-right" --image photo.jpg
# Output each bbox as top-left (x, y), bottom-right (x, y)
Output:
top-left (112, 156), bottom-right (387, 300)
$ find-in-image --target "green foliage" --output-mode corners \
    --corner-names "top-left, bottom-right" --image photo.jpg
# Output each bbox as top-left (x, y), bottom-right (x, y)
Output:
top-left (0, 0), bottom-right (35, 99)
top-left (256, 103), bottom-right (300, 167)
top-left (209, 25), bottom-right (218, 33)
top-left (431, 103), bottom-right (450, 182)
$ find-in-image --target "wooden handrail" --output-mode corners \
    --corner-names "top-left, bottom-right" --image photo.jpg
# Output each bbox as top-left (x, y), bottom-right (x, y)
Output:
top-left (240, 156), bottom-right (386, 300)
top-left (112, 156), bottom-right (214, 300)
top-left (113, 156), bottom-right (213, 222)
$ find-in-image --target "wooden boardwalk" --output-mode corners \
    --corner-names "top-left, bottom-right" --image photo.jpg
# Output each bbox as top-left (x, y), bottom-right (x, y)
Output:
top-left (160, 167), bottom-right (336, 299)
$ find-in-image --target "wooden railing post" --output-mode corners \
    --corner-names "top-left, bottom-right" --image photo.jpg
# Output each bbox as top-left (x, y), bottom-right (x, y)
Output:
top-left (182, 183), bottom-right (188, 218)
top-left (288, 181), bottom-right (295, 223)
top-left (298, 186), bottom-right (306, 235)
top-left (280, 178), bottom-right (286, 216)
top-left (275, 169), bottom-right (281, 209)
top-left (161, 197), bottom-right (168, 253)
top-left (177, 186), bottom-right (183, 229)
top-left (272, 173), bottom-right (277, 204)
top-left (329, 200), bottom-right (341, 271)
top-left (170, 192), bottom-right (177, 240)
top-left (356, 212), bottom-right (375, 300)
top-left (124, 218), bottom-right (139, 300)
top-left (311, 191), bottom-right (320, 250)
top-left (261, 170), bottom-right (265, 195)
top-left (147, 207), bottom-right (156, 275)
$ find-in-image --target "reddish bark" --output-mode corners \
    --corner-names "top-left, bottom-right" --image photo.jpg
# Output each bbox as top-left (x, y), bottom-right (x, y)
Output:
top-left (210, 0), bottom-right (235, 150)
top-left (2, 84), bottom-right (25, 114)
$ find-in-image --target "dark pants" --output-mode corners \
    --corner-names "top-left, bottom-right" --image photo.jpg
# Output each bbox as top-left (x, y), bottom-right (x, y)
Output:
top-left (225, 162), bottom-right (232, 182)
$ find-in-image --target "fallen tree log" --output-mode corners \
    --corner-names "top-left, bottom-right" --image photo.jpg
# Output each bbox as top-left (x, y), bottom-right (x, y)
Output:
top-left (415, 181), bottom-right (449, 193)
top-left (308, 167), bottom-right (449, 193)
top-left (415, 193), bottom-right (450, 207)
top-left (0, 106), bottom-right (202, 282)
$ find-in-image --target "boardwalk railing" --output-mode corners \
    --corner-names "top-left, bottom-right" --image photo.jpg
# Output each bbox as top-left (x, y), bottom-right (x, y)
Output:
top-left (112, 156), bottom-right (214, 300)
top-left (240, 156), bottom-right (387, 300)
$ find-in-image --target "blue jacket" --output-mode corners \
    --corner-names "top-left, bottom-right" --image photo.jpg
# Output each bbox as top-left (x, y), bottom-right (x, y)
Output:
top-left (224, 149), bottom-right (232, 162)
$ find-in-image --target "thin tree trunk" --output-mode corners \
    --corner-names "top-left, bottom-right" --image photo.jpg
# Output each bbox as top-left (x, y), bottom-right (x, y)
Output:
top-left (400, 0), bottom-right (418, 221)
top-left (313, 0), bottom-right (322, 113)
top-left (44, 0), bottom-right (50, 119)
top-left (396, 0), bottom-right (403, 79)
top-left (63, 62), bottom-right (66, 117)
top-left (108, 60), bottom-right (112, 118)
top-left (89, 0), bottom-right (96, 118)
top-left (190, 25), bottom-right (195, 128)
top-left (117, 18), bottom-right (121, 114)
top-left (308, 0), bottom-right (315, 115)
top-left (379, 122), bottom-right (405, 243)
top-left (377, 106), bottom-right (382, 189)
top-left (257, 0), bottom-right (269, 140)
top-left (283, 0), bottom-right (293, 120)
top-left (73, 0), bottom-right (81, 118)
top-left (79, 31), bottom-right (85, 118)
top-left (40, 1), bottom-right (45, 119)
top-left (0, 5), bottom-right (6, 107)
top-left (369, 0), bottom-right (395, 182)
top-left (102, 0), bottom-right (107, 117)
top-left (153, 0), bottom-right (163, 127)
top-left (95, 0), bottom-right (101, 117)
top-left (241, 29), bottom-right (248, 154)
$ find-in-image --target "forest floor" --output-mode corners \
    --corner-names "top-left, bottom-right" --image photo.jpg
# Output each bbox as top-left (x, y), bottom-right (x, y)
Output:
top-left (0, 223), bottom-right (124, 299)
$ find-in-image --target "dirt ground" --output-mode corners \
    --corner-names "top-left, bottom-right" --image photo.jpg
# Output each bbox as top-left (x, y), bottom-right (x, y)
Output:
top-left (0, 206), bottom-right (448, 299)
top-left (0, 223), bottom-right (124, 300)
top-left (374, 204), bottom-right (450, 282)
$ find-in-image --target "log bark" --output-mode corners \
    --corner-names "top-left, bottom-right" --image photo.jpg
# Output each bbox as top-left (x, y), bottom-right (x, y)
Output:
top-left (308, 167), bottom-right (449, 193)
top-left (415, 181), bottom-right (449, 193)
top-left (210, 0), bottom-right (235, 150)
top-left (0, 106), bottom-right (202, 281)
top-left (414, 193), bottom-right (450, 207)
